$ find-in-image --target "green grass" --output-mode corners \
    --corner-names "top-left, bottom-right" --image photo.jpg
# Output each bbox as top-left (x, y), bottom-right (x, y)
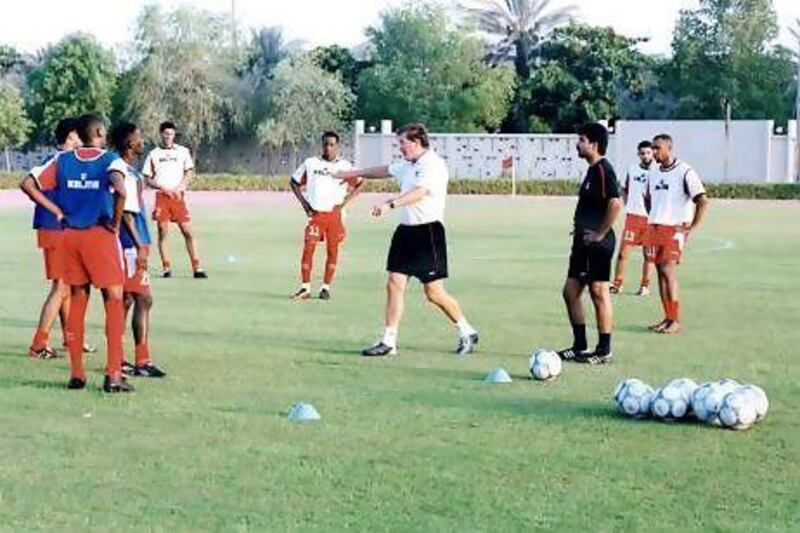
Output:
top-left (0, 194), bottom-right (798, 531)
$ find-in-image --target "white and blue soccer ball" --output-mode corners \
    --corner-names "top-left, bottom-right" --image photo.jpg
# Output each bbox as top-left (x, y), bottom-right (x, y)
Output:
top-left (651, 378), bottom-right (698, 420)
top-left (528, 349), bottom-right (562, 381)
top-left (718, 389), bottom-right (759, 430)
top-left (613, 378), bottom-right (654, 419)
top-left (691, 379), bottom-right (740, 425)
top-left (737, 384), bottom-right (769, 423)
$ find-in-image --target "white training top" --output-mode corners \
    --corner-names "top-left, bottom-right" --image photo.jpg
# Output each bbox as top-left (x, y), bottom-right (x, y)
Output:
top-left (388, 150), bottom-right (449, 226)
top-left (647, 160), bottom-right (706, 226)
top-left (142, 144), bottom-right (194, 191)
top-left (291, 157), bottom-right (354, 212)
top-left (109, 159), bottom-right (141, 214)
top-left (624, 162), bottom-right (655, 218)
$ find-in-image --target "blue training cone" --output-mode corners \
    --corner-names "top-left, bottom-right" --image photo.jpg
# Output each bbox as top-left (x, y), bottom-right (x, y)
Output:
top-left (287, 403), bottom-right (321, 422)
top-left (485, 368), bottom-right (513, 384)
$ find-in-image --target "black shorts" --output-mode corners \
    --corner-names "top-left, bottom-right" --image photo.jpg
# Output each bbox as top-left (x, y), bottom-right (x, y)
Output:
top-left (387, 222), bottom-right (449, 283)
top-left (567, 230), bottom-right (616, 284)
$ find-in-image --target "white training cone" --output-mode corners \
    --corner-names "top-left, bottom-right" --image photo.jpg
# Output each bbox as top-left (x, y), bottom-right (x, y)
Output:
top-left (485, 368), bottom-right (513, 384)
top-left (287, 403), bottom-right (321, 422)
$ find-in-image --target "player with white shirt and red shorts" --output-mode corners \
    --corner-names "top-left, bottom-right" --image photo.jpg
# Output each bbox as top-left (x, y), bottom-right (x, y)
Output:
top-left (110, 122), bottom-right (167, 379)
top-left (611, 140), bottom-right (657, 296)
top-left (290, 132), bottom-right (364, 300)
top-left (142, 121), bottom-right (206, 279)
top-left (645, 134), bottom-right (710, 334)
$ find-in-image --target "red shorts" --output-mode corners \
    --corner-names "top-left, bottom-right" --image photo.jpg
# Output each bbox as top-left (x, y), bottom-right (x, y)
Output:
top-left (123, 245), bottom-right (151, 295)
top-left (62, 227), bottom-right (125, 288)
top-left (621, 214), bottom-right (649, 247)
top-left (305, 210), bottom-right (345, 244)
top-left (153, 191), bottom-right (191, 224)
top-left (37, 229), bottom-right (65, 281)
top-left (645, 224), bottom-right (689, 265)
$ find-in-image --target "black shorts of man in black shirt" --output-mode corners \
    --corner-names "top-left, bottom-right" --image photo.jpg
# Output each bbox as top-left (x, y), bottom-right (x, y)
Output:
top-left (558, 123), bottom-right (623, 364)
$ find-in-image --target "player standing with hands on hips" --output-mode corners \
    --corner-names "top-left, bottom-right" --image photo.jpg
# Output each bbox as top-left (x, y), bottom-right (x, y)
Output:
top-left (335, 123), bottom-right (479, 357)
top-left (558, 123), bottom-right (623, 365)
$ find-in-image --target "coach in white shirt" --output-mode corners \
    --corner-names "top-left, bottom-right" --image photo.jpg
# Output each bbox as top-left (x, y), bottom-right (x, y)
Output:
top-left (336, 123), bottom-right (479, 357)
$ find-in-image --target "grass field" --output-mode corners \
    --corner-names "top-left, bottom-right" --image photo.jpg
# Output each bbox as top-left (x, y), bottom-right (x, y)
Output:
top-left (0, 191), bottom-right (798, 531)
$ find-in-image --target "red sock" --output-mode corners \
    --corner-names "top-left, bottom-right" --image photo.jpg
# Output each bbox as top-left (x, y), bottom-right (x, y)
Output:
top-left (135, 343), bottom-right (151, 367)
top-left (162, 260), bottom-right (171, 271)
top-left (323, 242), bottom-right (340, 285)
top-left (671, 300), bottom-right (681, 322)
top-left (61, 324), bottom-right (69, 347)
top-left (67, 291), bottom-right (89, 381)
top-left (301, 241), bottom-right (316, 284)
top-left (660, 295), bottom-right (669, 320)
top-left (31, 329), bottom-right (49, 351)
top-left (104, 298), bottom-right (125, 380)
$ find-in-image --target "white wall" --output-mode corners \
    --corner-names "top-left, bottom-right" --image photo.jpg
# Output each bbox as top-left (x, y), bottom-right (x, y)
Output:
top-left (355, 120), bottom-right (799, 184)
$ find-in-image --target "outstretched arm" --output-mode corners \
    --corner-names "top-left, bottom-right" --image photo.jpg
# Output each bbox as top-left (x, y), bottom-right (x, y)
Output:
top-left (335, 165), bottom-right (391, 182)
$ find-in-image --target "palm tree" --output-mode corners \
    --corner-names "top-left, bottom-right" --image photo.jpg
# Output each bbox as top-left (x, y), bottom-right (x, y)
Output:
top-left (459, 0), bottom-right (576, 81)
top-left (789, 19), bottom-right (800, 123)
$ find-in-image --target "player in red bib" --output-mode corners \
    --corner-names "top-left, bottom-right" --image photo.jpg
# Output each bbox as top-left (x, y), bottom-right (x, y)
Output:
top-left (20, 114), bottom-right (133, 392)
top-left (611, 140), bottom-right (656, 296)
top-left (290, 131), bottom-right (364, 300)
top-left (645, 134), bottom-right (710, 334)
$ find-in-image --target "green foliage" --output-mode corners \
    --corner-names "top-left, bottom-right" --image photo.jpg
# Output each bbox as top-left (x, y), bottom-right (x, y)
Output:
top-left (256, 56), bottom-right (354, 150)
top-left (663, 0), bottom-right (794, 122)
top-left (522, 23), bottom-right (652, 133)
top-left (0, 83), bottom-right (31, 150)
top-left (307, 45), bottom-right (367, 97)
top-left (26, 34), bottom-right (117, 143)
top-left (122, 5), bottom-right (236, 149)
top-left (357, 3), bottom-right (516, 132)
top-left (0, 45), bottom-right (22, 76)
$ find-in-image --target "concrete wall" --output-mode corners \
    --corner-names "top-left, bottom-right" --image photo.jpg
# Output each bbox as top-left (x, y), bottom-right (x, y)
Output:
top-left (355, 120), bottom-right (799, 183)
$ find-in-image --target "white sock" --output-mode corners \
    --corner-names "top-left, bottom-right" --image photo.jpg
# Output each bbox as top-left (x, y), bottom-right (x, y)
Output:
top-left (300, 282), bottom-right (310, 291)
top-left (382, 327), bottom-right (398, 348)
top-left (456, 317), bottom-right (476, 338)
top-left (320, 284), bottom-right (331, 292)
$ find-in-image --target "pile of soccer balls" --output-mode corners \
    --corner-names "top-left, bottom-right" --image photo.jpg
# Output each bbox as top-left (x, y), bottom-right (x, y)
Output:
top-left (613, 377), bottom-right (769, 431)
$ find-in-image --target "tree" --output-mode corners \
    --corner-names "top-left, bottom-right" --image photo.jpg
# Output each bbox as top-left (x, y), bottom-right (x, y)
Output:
top-left (26, 34), bottom-right (117, 142)
top-left (0, 45), bottom-right (22, 77)
top-left (122, 4), bottom-right (237, 151)
top-left (357, 3), bottom-right (515, 132)
top-left (459, 0), bottom-right (575, 131)
top-left (307, 45), bottom-right (368, 95)
top-left (663, 0), bottom-right (794, 122)
top-left (0, 83), bottom-right (32, 171)
top-left (256, 56), bottom-right (354, 168)
top-left (789, 19), bottom-right (800, 121)
top-left (521, 24), bottom-right (652, 132)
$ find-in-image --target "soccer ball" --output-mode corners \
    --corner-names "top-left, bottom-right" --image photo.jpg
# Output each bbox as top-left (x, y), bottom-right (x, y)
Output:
top-left (528, 349), bottom-right (562, 381)
top-left (691, 379), bottom-right (739, 425)
top-left (738, 384), bottom-right (769, 422)
top-left (613, 378), bottom-right (654, 419)
top-left (719, 389), bottom-right (759, 430)
top-left (650, 378), bottom-right (698, 420)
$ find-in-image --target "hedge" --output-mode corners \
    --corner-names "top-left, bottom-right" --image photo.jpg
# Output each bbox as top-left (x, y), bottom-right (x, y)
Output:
top-left (2, 172), bottom-right (799, 199)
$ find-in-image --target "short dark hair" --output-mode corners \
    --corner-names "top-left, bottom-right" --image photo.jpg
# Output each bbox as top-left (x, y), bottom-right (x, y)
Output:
top-left (54, 117), bottom-right (79, 145)
top-left (637, 140), bottom-right (652, 151)
top-left (578, 123), bottom-right (609, 155)
top-left (397, 123), bottom-right (430, 148)
top-left (76, 114), bottom-right (106, 144)
top-left (110, 122), bottom-right (138, 154)
top-left (653, 133), bottom-right (673, 144)
top-left (159, 121), bottom-right (177, 133)
top-left (322, 131), bottom-right (340, 143)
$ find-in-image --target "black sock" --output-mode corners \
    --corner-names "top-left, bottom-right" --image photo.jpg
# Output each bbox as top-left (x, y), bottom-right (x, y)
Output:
top-left (598, 333), bottom-right (612, 353)
top-left (572, 324), bottom-right (588, 351)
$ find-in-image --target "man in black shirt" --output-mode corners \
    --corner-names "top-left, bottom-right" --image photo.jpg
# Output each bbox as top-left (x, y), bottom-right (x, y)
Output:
top-left (558, 123), bottom-right (623, 364)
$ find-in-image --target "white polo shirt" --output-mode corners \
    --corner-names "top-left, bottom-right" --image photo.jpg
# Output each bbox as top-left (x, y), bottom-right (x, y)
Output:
top-left (142, 144), bottom-right (194, 191)
top-left (291, 156), bottom-right (353, 212)
top-left (624, 162), bottom-right (654, 218)
top-left (388, 150), bottom-right (448, 226)
top-left (109, 159), bottom-right (142, 214)
top-left (648, 160), bottom-right (706, 226)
